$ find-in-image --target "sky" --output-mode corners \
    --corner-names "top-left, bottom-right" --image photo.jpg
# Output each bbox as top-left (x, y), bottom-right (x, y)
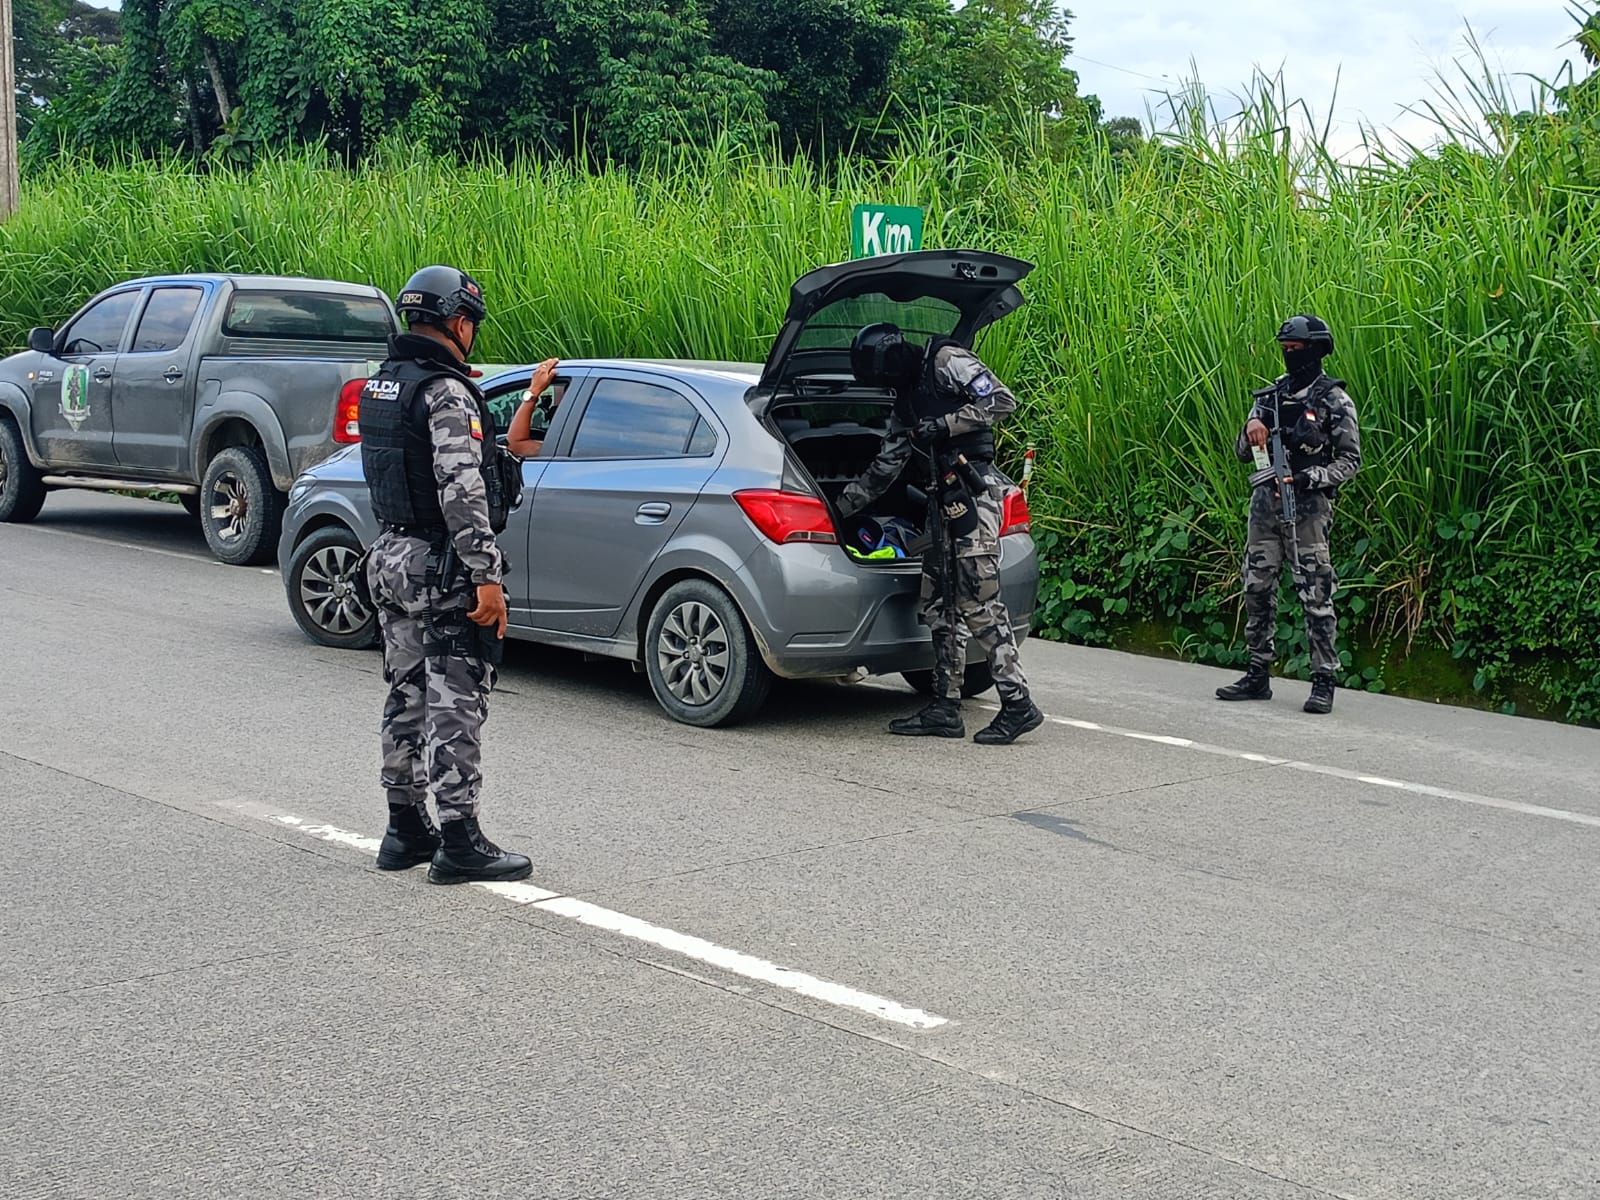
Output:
top-left (1064, 1), bottom-right (1593, 155)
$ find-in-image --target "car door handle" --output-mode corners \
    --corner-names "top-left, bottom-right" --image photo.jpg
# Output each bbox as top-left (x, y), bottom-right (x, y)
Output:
top-left (93, 366), bottom-right (112, 382)
top-left (635, 501), bottom-right (672, 523)
top-left (163, 367), bottom-right (184, 384)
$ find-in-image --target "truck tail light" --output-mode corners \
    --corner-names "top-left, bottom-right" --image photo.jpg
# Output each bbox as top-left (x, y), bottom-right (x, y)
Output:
top-left (333, 378), bottom-right (364, 443)
top-left (1000, 487), bottom-right (1032, 537)
top-left (734, 489), bottom-right (838, 545)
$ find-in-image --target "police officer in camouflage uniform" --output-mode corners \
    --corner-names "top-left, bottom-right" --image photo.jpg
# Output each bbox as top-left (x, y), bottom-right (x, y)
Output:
top-left (1216, 314), bottom-right (1362, 714)
top-left (358, 265), bottom-right (532, 883)
top-left (838, 322), bottom-right (1044, 745)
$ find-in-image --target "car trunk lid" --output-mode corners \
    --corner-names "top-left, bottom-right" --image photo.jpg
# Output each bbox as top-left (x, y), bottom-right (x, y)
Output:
top-left (754, 249), bottom-right (1033, 392)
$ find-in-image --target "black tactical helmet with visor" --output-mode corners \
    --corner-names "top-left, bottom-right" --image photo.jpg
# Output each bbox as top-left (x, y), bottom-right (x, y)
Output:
top-left (849, 321), bottom-right (922, 390)
top-left (395, 264), bottom-right (487, 358)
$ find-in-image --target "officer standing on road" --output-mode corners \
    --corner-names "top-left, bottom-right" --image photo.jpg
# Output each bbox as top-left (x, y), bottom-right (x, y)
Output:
top-left (359, 264), bottom-right (531, 883)
top-left (1216, 314), bottom-right (1362, 714)
top-left (837, 323), bottom-right (1044, 745)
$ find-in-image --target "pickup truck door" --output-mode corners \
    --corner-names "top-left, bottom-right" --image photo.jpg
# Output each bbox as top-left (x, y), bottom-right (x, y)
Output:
top-left (521, 372), bottom-right (723, 639)
top-left (111, 284), bottom-right (208, 476)
top-left (28, 289), bottom-right (141, 470)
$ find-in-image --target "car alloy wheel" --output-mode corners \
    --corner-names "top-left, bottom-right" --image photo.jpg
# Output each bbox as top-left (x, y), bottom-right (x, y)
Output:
top-left (299, 542), bottom-right (370, 638)
top-left (209, 470), bottom-right (251, 544)
top-left (656, 600), bottom-right (731, 706)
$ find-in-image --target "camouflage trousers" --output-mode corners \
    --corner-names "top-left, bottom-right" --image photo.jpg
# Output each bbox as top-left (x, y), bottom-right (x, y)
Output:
top-left (921, 469), bottom-right (1030, 703)
top-left (366, 531), bottom-right (495, 823)
top-left (1241, 487), bottom-right (1340, 675)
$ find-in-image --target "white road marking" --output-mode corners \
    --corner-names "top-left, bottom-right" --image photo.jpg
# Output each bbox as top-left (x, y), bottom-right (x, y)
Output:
top-left (6, 522), bottom-right (211, 564)
top-left (266, 812), bottom-right (949, 1030)
top-left (992, 710), bottom-right (1600, 830)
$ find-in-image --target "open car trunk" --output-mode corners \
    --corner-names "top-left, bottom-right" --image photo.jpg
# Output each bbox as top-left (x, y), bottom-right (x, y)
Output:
top-left (765, 390), bottom-right (931, 564)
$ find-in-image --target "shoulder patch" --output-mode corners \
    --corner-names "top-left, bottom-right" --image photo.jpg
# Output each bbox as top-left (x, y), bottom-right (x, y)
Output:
top-left (969, 371), bottom-right (997, 398)
top-left (469, 416), bottom-right (483, 441)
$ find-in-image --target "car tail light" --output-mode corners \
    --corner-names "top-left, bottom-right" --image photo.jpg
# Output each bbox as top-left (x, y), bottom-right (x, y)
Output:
top-left (333, 378), bottom-right (365, 443)
top-left (1000, 487), bottom-right (1032, 537)
top-left (734, 489), bottom-right (838, 545)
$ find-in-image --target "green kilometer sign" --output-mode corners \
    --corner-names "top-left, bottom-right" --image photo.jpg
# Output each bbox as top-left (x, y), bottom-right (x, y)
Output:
top-left (851, 204), bottom-right (924, 258)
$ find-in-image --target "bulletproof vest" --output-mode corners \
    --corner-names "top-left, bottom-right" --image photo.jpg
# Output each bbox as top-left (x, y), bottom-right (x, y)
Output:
top-left (898, 335), bottom-right (996, 462)
top-left (359, 333), bottom-right (508, 532)
top-left (1270, 374), bottom-right (1343, 473)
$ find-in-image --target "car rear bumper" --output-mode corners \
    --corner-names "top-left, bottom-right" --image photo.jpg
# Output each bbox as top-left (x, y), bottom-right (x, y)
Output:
top-left (737, 536), bottom-right (1039, 680)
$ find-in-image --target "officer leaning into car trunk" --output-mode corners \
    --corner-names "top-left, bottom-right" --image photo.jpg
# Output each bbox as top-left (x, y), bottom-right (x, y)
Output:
top-left (1215, 313), bottom-right (1362, 714)
top-left (837, 322), bottom-right (1044, 745)
top-left (357, 264), bottom-right (531, 884)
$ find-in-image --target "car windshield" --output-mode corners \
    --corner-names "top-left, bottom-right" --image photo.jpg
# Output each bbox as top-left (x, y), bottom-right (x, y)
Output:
top-left (793, 294), bottom-right (960, 356)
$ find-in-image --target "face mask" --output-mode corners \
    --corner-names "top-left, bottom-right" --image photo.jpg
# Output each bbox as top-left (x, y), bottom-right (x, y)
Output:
top-left (1281, 343), bottom-right (1322, 384)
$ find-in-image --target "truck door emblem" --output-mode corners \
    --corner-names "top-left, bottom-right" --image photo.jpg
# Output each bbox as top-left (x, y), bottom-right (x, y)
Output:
top-left (61, 365), bottom-right (92, 430)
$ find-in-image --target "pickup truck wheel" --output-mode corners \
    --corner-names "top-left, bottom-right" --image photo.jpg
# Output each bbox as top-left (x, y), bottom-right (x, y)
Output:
top-left (0, 418), bottom-right (47, 523)
top-left (286, 525), bottom-right (377, 650)
top-left (644, 579), bottom-right (771, 728)
top-left (200, 446), bottom-right (283, 566)
top-left (901, 661), bottom-right (996, 699)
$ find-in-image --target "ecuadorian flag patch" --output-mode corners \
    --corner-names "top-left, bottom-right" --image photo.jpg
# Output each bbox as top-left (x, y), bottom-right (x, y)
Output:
top-left (469, 416), bottom-right (484, 440)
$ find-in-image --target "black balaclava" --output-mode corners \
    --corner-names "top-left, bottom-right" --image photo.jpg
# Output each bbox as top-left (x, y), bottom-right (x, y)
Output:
top-left (1280, 340), bottom-right (1324, 391)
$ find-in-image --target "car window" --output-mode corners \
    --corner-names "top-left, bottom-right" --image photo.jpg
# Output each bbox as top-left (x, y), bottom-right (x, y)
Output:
top-left (130, 287), bottom-right (204, 353)
top-left (221, 291), bottom-right (395, 342)
top-left (686, 417), bottom-right (718, 456)
top-left (793, 294), bottom-right (959, 354)
top-left (60, 291), bottom-right (140, 356)
top-left (569, 379), bottom-right (702, 459)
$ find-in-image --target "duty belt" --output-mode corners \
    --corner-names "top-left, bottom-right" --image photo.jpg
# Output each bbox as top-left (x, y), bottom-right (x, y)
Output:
top-left (382, 522), bottom-right (447, 539)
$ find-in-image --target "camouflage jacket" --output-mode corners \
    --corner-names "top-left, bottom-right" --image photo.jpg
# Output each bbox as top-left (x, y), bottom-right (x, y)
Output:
top-left (423, 376), bottom-right (505, 586)
top-left (1235, 375), bottom-right (1362, 491)
top-left (837, 345), bottom-right (1017, 518)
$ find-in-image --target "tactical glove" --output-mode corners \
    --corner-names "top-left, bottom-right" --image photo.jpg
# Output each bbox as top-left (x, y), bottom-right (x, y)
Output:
top-left (911, 417), bottom-right (947, 447)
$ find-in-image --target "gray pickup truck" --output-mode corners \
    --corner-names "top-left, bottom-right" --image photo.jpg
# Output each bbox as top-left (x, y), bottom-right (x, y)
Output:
top-left (0, 273), bottom-right (398, 564)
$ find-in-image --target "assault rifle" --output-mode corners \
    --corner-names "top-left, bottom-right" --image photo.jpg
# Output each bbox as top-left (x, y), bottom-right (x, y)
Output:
top-left (1247, 383), bottom-right (1300, 582)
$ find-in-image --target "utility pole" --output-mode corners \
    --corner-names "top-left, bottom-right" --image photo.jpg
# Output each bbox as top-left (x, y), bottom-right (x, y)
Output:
top-left (0, 0), bottom-right (17, 219)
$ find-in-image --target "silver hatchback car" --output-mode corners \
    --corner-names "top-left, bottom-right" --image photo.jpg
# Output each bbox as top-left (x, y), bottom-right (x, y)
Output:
top-left (278, 250), bottom-right (1040, 727)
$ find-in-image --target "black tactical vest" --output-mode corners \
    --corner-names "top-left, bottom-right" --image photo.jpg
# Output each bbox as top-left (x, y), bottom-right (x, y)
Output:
top-left (1269, 374), bottom-right (1344, 474)
top-left (359, 333), bottom-right (505, 532)
top-left (898, 335), bottom-right (997, 462)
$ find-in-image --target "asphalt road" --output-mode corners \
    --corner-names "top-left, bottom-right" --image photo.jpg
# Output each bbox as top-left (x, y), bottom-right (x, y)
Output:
top-left (3, 491), bottom-right (1597, 1200)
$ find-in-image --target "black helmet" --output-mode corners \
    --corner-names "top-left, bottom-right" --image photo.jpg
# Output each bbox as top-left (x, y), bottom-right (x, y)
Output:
top-left (1276, 314), bottom-right (1334, 357)
top-left (395, 265), bottom-right (487, 327)
top-left (850, 321), bottom-right (917, 387)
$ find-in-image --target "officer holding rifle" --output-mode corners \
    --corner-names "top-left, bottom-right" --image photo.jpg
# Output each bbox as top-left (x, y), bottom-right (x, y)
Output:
top-left (1216, 314), bottom-right (1362, 714)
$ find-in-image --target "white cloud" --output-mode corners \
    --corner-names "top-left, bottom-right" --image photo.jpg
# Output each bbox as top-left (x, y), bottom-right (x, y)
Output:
top-left (1066, 0), bottom-right (1592, 155)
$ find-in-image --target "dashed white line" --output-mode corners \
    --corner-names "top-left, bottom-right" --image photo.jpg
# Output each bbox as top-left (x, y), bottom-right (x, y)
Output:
top-left (265, 812), bottom-right (949, 1030)
top-left (1002, 710), bottom-right (1600, 830)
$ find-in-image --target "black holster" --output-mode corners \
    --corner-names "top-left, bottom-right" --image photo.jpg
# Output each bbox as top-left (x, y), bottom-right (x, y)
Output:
top-left (422, 541), bottom-right (505, 664)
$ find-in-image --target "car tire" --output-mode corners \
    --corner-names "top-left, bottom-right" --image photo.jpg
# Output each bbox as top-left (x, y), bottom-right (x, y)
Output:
top-left (200, 445), bottom-right (283, 566)
top-left (644, 579), bottom-right (772, 728)
top-left (0, 417), bottom-right (47, 523)
top-left (285, 525), bottom-right (378, 650)
top-left (901, 661), bottom-right (996, 699)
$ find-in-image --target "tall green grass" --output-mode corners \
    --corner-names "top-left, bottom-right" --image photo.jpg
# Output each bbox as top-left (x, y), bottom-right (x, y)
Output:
top-left (3, 80), bottom-right (1597, 719)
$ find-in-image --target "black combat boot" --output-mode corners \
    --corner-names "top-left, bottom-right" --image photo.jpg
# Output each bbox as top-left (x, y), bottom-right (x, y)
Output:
top-left (973, 696), bottom-right (1045, 745)
top-left (428, 816), bottom-right (533, 885)
top-left (1303, 672), bottom-right (1336, 714)
top-left (1215, 663), bottom-right (1273, 701)
top-left (375, 804), bottom-right (441, 871)
top-left (888, 697), bottom-right (965, 737)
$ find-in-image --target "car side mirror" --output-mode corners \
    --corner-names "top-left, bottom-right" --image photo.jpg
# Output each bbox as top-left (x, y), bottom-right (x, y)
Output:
top-left (27, 327), bottom-right (55, 354)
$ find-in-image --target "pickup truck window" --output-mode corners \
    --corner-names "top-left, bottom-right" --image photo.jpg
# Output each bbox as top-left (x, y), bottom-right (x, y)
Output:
top-left (131, 287), bottom-right (204, 354)
top-left (60, 291), bottom-right (140, 356)
top-left (221, 291), bottom-right (395, 342)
